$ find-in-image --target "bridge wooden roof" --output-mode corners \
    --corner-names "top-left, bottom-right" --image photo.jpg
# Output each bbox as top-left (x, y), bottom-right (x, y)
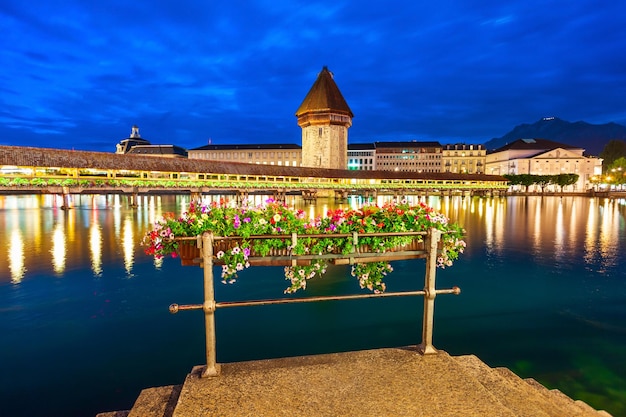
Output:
top-left (0, 145), bottom-right (506, 182)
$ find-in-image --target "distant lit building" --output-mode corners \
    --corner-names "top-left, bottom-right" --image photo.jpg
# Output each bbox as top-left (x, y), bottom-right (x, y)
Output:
top-left (347, 143), bottom-right (376, 170)
top-left (115, 125), bottom-right (150, 154)
top-left (485, 138), bottom-right (602, 191)
top-left (374, 141), bottom-right (442, 173)
top-left (115, 125), bottom-right (187, 158)
top-left (442, 143), bottom-right (486, 174)
top-left (296, 67), bottom-right (352, 170)
top-left (188, 143), bottom-right (302, 166)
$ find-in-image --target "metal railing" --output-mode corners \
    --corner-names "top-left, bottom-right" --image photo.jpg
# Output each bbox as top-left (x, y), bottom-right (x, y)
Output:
top-left (169, 229), bottom-right (461, 377)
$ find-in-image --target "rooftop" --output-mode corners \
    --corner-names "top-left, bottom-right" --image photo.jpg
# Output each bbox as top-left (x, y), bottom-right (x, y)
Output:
top-left (491, 138), bottom-right (583, 153)
top-left (191, 143), bottom-right (301, 151)
top-left (295, 66), bottom-right (353, 118)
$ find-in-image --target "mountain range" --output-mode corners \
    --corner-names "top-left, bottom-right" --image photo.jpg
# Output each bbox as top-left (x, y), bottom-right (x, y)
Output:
top-left (484, 117), bottom-right (626, 155)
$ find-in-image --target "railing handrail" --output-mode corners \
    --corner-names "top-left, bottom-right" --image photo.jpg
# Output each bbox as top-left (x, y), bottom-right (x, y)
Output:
top-left (170, 228), bottom-right (460, 377)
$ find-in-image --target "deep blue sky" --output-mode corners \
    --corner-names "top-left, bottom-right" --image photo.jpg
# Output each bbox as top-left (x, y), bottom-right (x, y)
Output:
top-left (2, 1), bottom-right (626, 152)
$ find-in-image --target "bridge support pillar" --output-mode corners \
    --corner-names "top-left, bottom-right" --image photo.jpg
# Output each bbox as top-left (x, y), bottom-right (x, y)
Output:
top-left (302, 190), bottom-right (317, 203)
top-left (272, 189), bottom-right (286, 203)
top-left (60, 187), bottom-right (72, 210)
top-left (130, 189), bottom-right (139, 208)
top-left (190, 192), bottom-right (202, 204)
top-left (335, 190), bottom-right (348, 201)
top-left (236, 191), bottom-right (249, 205)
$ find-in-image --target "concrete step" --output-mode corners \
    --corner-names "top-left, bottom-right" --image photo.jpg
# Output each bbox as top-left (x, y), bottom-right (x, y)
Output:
top-left (126, 384), bottom-right (181, 417)
top-left (97, 349), bottom-right (613, 417)
top-left (524, 377), bottom-right (613, 417)
top-left (455, 354), bottom-right (611, 417)
top-left (171, 348), bottom-right (518, 417)
top-left (455, 354), bottom-right (552, 417)
top-left (95, 412), bottom-right (129, 417)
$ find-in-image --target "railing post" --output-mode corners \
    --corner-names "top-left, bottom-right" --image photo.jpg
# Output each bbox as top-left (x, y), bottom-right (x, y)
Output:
top-left (201, 232), bottom-right (220, 377)
top-left (418, 228), bottom-right (441, 355)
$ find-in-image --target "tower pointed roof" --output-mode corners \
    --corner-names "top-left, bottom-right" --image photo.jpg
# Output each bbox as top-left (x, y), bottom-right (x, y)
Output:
top-left (296, 66), bottom-right (353, 117)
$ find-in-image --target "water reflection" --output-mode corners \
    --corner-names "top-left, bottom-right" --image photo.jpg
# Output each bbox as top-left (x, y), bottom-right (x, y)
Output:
top-left (123, 216), bottom-right (135, 276)
top-left (51, 221), bottom-right (66, 274)
top-left (0, 194), bottom-right (624, 285)
top-left (90, 217), bottom-right (103, 277)
top-left (8, 228), bottom-right (25, 283)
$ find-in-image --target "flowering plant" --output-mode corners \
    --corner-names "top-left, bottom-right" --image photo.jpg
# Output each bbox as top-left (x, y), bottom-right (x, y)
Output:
top-left (142, 199), bottom-right (466, 293)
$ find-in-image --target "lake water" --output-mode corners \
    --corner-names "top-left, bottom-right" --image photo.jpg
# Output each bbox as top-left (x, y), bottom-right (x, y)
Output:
top-left (0, 194), bottom-right (625, 417)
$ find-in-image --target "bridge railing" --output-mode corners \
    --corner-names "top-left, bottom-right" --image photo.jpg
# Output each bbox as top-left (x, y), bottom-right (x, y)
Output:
top-left (168, 229), bottom-right (461, 377)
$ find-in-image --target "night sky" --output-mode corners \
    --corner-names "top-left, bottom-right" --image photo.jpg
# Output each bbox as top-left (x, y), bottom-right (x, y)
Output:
top-left (2, 0), bottom-right (625, 152)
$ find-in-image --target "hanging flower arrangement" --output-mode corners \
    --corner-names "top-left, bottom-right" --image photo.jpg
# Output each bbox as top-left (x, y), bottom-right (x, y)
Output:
top-left (142, 199), bottom-right (466, 293)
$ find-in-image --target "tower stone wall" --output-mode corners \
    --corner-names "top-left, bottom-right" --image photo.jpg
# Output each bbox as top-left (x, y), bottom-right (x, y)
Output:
top-left (296, 67), bottom-right (352, 169)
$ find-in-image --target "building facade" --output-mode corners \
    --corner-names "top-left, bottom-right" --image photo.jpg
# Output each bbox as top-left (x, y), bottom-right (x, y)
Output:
top-left (187, 143), bottom-right (302, 166)
top-left (347, 143), bottom-right (376, 170)
top-left (295, 67), bottom-right (353, 170)
top-left (115, 125), bottom-right (187, 158)
top-left (485, 138), bottom-right (602, 191)
top-left (441, 144), bottom-right (486, 174)
top-left (373, 141), bottom-right (442, 173)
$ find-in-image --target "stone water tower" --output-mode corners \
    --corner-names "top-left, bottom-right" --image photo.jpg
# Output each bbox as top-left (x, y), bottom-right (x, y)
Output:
top-left (296, 67), bottom-right (353, 169)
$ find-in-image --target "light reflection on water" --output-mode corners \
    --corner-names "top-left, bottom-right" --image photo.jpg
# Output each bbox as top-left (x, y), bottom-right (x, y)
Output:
top-left (0, 194), bottom-right (625, 417)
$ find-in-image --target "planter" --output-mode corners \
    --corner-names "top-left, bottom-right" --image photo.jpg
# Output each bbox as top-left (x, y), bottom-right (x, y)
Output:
top-left (177, 235), bottom-right (432, 267)
top-left (354, 238), bottom-right (426, 254)
top-left (177, 241), bottom-right (201, 266)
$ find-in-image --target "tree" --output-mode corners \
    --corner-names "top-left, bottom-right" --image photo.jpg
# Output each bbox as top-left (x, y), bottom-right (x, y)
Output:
top-left (519, 174), bottom-right (536, 192)
top-left (554, 173), bottom-right (579, 192)
top-left (606, 157), bottom-right (626, 186)
top-left (599, 140), bottom-right (626, 172)
top-left (536, 175), bottom-right (552, 193)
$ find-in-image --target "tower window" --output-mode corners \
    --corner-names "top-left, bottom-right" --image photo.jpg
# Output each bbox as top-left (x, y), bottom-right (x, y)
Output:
top-left (319, 128), bottom-right (323, 136)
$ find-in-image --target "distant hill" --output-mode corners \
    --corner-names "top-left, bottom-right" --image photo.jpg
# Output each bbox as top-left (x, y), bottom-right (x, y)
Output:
top-left (484, 117), bottom-right (626, 155)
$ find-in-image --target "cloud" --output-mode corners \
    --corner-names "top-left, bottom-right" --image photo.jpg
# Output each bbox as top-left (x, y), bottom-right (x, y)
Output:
top-left (1, 0), bottom-right (626, 151)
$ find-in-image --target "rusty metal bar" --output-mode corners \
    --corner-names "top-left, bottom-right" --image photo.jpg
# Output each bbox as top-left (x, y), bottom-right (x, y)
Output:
top-left (169, 303), bottom-right (202, 313)
top-left (215, 290), bottom-right (428, 308)
top-left (170, 286), bottom-right (460, 311)
top-left (172, 227), bottom-right (460, 377)
top-left (418, 228), bottom-right (442, 355)
top-left (201, 232), bottom-right (220, 377)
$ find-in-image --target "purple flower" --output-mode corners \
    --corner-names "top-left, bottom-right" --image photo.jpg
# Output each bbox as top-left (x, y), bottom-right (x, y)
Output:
top-left (234, 214), bottom-right (241, 229)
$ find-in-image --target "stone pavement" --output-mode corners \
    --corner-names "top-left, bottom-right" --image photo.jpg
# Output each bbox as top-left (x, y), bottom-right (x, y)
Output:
top-left (97, 346), bottom-right (612, 417)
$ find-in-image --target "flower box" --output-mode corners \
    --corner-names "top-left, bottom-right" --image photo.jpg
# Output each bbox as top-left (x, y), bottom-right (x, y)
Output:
top-left (143, 199), bottom-right (465, 293)
top-left (177, 240), bottom-right (201, 266)
top-left (177, 233), bottom-right (433, 269)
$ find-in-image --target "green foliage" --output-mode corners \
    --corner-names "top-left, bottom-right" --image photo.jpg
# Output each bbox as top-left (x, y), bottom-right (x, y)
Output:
top-left (30, 178), bottom-right (48, 187)
top-left (142, 199), bottom-right (466, 294)
top-left (605, 157), bottom-right (626, 184)
top-left (599, 140), bottom-right (626, 172)
top-left (504, 173), bottom-right (580, 192)
top-left (10, 178), bottom-right (30, 186)
top-left (553, 173), bottom-right (579, 191)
